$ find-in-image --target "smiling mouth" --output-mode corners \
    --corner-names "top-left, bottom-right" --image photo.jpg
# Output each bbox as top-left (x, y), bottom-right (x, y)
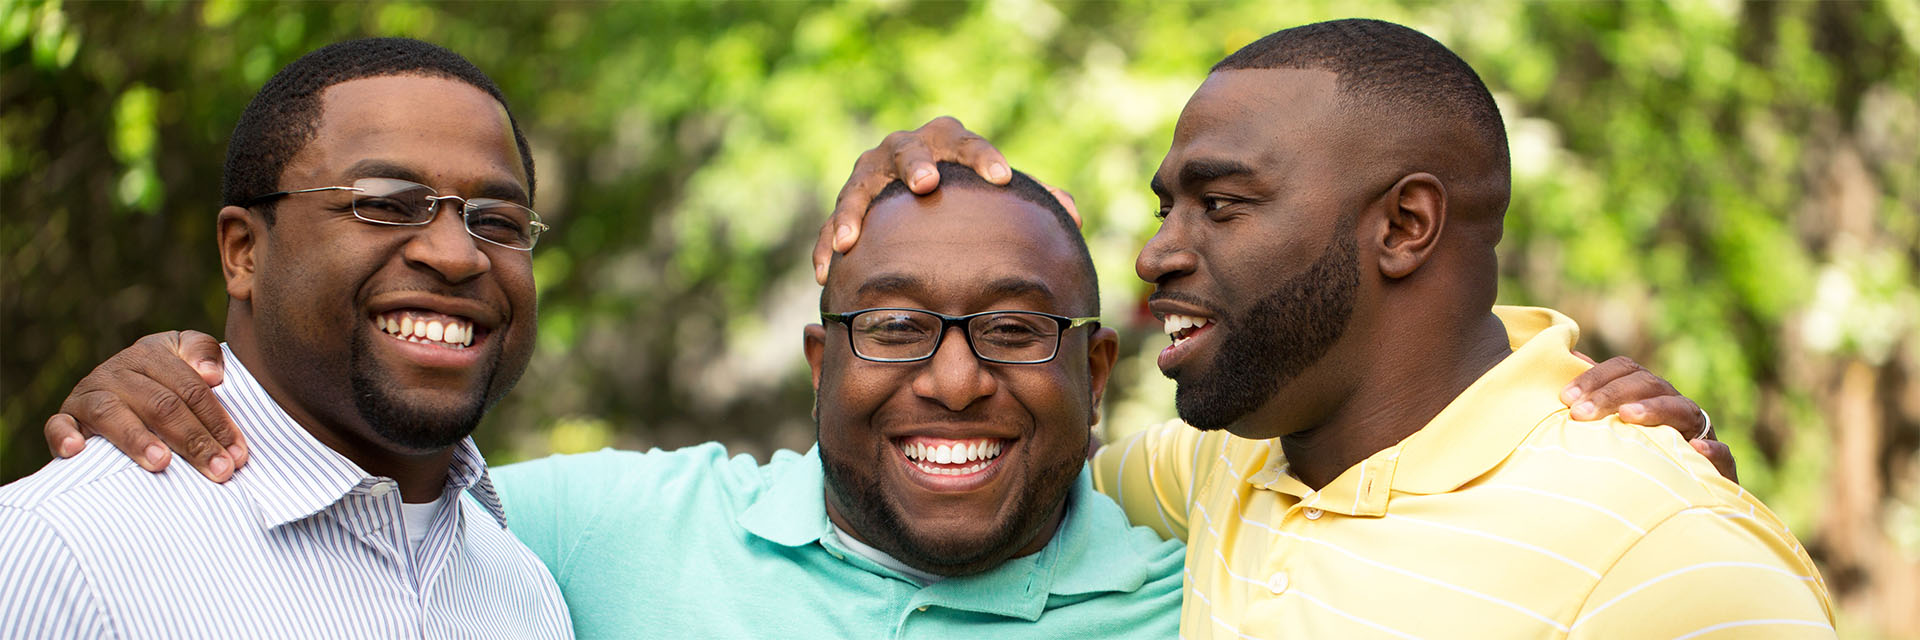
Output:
top-left (373, 310), bottom-right (479, 349)
top-left (1164, 313), bottom-right (1213, 346)
top-left (896, 437), bottom-right (1007, 476)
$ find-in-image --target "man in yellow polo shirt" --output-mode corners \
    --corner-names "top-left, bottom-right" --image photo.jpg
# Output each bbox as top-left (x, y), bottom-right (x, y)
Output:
top-left (812, 17), bottom-right (1833, 640)
top-left (1080, 20), bottom-right (1832, 639)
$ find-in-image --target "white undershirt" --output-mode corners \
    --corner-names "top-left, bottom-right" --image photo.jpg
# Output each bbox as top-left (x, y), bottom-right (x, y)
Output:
top-left (401, 492), bottom-right (451, 556)
top-left (831, 524), bottom-right (945, 586)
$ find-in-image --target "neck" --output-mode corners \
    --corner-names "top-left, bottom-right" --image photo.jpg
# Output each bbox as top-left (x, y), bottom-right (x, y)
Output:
top-left (226, 323), bottom-right (454, 503)
top-left (1278, 311), bottom-right (1512, 490)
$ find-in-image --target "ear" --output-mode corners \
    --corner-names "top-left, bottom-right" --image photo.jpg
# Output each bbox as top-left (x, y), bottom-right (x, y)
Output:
top-left (1083, 326), bottom-right (1120, 426)
top-left (217, 206), bottom-right (262, 301)
top-left (1376, 173), bottom-right (1446, 280)
top-left (803, 323), bottom-right (828, 418)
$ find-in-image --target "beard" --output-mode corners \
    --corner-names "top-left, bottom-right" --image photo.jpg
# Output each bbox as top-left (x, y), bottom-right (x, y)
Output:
top-left (348, 325), bottom-right (495, 451)
top-left (817, 425), bottom-right (1084, 577)
top-left (1173, 231), bottom-right (1358, 431)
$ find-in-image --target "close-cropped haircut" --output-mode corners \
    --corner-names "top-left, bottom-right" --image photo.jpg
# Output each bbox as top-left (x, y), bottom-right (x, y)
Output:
top-left (221, 37), bottom-right (535, 222)
top-left (846, 161), bottom-right (1100, 315)
top-left (1214, 19), bottom-right (1510, 191)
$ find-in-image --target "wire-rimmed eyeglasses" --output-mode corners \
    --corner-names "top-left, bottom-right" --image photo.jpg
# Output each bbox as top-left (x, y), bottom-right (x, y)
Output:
top-left (820, 307), bottom-right (1101, 364)
top-left (242, 177), bottom-right (550, 250)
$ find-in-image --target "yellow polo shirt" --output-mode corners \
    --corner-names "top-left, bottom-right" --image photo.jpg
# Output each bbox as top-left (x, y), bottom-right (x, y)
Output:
top-left (1093, 306), bottom-right (1834, 639)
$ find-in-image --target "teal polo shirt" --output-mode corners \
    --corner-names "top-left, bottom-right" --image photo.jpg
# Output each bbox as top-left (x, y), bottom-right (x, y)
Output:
top-left (494, 443), bottom-right (1184, 638)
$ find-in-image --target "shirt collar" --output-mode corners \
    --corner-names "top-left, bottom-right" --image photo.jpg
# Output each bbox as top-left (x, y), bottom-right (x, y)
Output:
top-left (215, 344), bottom-right (508, 529)
top-left (737, 446), bottom-right (1151, 617)
top-left (1247, 306), bottom-right (1588, 515)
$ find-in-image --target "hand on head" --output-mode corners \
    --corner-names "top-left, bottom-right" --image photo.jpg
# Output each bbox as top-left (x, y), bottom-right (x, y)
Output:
top-left (812, 116), bottom-right (1078, 285)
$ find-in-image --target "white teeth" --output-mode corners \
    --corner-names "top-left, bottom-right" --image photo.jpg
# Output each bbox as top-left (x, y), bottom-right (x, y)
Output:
top-left (1163, 314), bottom-right (1212, 339)
top-left (912, 460), bottom-right (990, 476)
top-left (375, 312), bottom-right (475, 349)
top-left (899, 439), bottom-right (1006, 468)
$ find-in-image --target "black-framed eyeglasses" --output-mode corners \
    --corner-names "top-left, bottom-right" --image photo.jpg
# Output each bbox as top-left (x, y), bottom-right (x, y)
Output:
top-left (242, 177), bottom-right (550, 250)
top-left (821, 307), bottom-right (1101, 364)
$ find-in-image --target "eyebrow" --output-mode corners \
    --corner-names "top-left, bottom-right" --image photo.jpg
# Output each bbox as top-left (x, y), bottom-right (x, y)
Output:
top-left (1178, 158), bottom-right (1257, 187)
top-left (341, 159), bottom-right (530, 204)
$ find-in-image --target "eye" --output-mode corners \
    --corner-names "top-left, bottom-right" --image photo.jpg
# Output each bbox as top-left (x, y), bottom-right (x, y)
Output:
top-left (857, 313), bottom-right (935, 345)
top-left (1202, 196), bottom-right (1229, 212)
top-left (974, 315), bottom-right (1051, 346)
top-left (352, 196), bottom-right (425, 223)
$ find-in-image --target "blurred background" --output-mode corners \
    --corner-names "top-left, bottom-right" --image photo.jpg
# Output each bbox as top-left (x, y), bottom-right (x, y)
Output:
top-left (3, 0), bottom-right (1916, 635)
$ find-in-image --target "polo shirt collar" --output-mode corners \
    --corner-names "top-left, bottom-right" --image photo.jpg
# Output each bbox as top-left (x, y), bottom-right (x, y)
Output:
top-left (736, 446), bottom-right (834, 547)
top-left (1248, 307), bottom-right (1588, 516)
top-left (736, 446), bottom-right (1151, 619)
top-left (215, 344), bottom-right (510, 529)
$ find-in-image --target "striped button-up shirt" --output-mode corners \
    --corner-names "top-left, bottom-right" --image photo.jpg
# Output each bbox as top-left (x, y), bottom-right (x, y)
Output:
top-left (1094, 307), bottom-right (1835, 639)
top-left (0, 345), bottom-right (573, 639)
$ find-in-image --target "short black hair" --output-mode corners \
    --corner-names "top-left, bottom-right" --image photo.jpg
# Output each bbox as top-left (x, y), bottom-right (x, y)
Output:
top-left (1214, 19), bottom-right (1509, 193)
top-left (221, 37), bottom-right (535, 222)
top-left (852, 162), bottom-right (1100, 315)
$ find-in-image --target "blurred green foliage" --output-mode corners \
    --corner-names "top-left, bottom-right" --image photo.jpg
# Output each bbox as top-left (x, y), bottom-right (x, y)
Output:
top-left (2, 0), bottom-right (1916, 636)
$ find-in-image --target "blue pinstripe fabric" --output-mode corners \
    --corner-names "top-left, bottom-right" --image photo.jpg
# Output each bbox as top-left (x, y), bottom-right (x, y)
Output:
top-left (0, 345), bottom-right (573, 639)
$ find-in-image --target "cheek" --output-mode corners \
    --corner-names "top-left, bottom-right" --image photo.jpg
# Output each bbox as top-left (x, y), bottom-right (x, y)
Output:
top-left (1007, 370), bottom-right (1093, 438)
top-left (815, 364), bottom-right (890, 433)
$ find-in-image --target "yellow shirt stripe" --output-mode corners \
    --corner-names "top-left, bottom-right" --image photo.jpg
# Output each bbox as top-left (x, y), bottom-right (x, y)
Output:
top-left (1093, 306), bottom-right (1834, 639)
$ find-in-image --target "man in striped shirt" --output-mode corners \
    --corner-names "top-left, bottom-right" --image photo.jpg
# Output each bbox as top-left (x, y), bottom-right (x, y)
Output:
top-left (0, 39), bottom-right (572, 638)
top-left (810, 18), bottom-right (1832, 640)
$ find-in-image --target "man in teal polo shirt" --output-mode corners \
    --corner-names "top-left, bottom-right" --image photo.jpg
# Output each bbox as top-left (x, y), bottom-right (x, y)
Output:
top-left (491, 163), bottom-right (1186, 637)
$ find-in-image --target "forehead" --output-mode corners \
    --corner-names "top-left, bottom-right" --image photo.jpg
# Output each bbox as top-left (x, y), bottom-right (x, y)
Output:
top-left (1155, 69), bottom-right (1347, 189)
top-left (832, 189), bottom-right (1085, 313)
top-left (281, 75), bottom-right (527, 197)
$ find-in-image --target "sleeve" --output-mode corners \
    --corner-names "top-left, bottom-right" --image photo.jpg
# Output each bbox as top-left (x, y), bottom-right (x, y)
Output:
top-left (1568, 504), bottom-right (1837, 639)
top-left (1090, 419), bottom-right (1227, 542)
top-left (0, 506), bottom-right (119, 639)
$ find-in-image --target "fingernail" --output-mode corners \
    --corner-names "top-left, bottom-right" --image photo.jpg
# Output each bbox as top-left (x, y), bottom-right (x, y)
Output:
top-left (1620, 402), bottom-right (1643, 417)
top-left (145, 444), bottom-right (168, 468)
top-left (1560, 386), bottom-right (1581, 404)
top-left (910, 168), bottom-right (934, 188)
top-left (834, 225), bottom-right (854, 245)
top-left (1574, 401), bottom-right (1597, 419)
top-left (815, 262), bottom-right (829, 283)
top-left (228, 444), bottom-right (247, 463)
top-left (58, 436), bottom-right (82, 458)
top-left (989, 163), bottom-right (1010, 182)
top-left (209, 455), bottom-right (231, 479)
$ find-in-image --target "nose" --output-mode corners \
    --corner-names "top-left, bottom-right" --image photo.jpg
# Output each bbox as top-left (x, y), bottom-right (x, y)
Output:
top-left (910, 325), bottom-right (998, 411)
top-left (1136, 214), bottom-right (1198, 285)
top-left (401, 200), bottom-right (491, 283)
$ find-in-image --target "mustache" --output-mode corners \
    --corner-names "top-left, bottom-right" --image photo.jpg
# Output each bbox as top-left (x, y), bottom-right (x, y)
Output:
top-left (1147, 289), bottom-right (1218, 310)
top-left (871, 406), bottom-right (1008, 428)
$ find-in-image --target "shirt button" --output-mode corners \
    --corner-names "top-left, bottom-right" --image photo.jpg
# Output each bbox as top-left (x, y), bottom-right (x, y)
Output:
top-left (1266, 572), bottom-right (1289, 595)
top-left (1304, 507), bottom-right (1323, 520)
top-left (368, 481), bottom-right (395, 498)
